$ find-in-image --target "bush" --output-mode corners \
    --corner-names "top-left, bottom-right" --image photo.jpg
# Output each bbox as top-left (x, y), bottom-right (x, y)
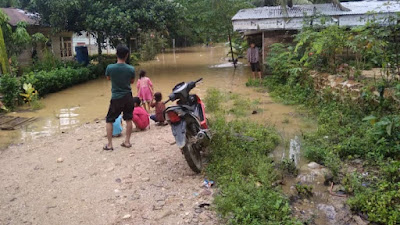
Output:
top-left (22, 67), bottom-right (93, 96)
top-left (25, 50), bottom-right (85, 73)
top-left (0, 74), bottom-right (20, 110)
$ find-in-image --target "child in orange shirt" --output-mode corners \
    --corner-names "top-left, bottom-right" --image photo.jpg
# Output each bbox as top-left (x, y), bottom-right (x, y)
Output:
top-left (150, 92), bottom-right (167, 126)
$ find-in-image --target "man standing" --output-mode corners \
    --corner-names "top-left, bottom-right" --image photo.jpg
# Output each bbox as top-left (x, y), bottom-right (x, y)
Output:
top-left (103, 45), bottom-right (135, 151)
top-left (247, 43), bottom-right (262, 80)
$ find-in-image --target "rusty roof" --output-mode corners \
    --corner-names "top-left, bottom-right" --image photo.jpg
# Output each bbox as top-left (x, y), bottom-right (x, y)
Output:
top-left (1, 8), bottom-right (39, 26)
top-left (232, 1), bottom-right (400, 20)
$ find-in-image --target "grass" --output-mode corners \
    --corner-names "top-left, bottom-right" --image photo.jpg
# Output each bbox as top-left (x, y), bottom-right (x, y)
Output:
top-left (247, 76), bottom-right (400, 225)
top-left (204, 88), bottom-right (302, 225)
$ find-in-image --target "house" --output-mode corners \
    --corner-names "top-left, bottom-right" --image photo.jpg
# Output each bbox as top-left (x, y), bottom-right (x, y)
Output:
top-left (232, 1), bottom-right (400, 65)
top-left (73, 31), bottom-right (116, 56)
top-left (1, 8), bottom-right (74, 66)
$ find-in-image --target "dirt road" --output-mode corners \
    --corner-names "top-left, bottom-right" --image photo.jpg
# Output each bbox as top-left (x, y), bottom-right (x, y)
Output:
top-left (0, 121), bottom-right (217, 225)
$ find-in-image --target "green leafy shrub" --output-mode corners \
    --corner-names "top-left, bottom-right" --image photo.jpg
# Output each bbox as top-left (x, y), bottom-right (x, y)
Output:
top-left (295, 183), bottom-right (313, 198)
top-left (347, 180), bottom-right (400, 225)
top-left (0, 74), bottom-right (20, 110)
top-left (279, 158), bottom-right (298, 176)
top-left (22, 67), bottom-right (92, 96)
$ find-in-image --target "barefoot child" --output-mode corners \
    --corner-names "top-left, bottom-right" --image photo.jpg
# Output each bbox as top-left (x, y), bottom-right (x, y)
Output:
top-left (137, 70), bottom-right (154, 112)
top-left (132, 97), bottom-right (150, 131)
top-left (150, 92), bottom-right (167, 126)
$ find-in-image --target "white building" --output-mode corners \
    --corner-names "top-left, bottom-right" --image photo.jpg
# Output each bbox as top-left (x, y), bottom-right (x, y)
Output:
top-left (232, 1), bottom-right (400, 65)
top-left (72, 31), bottom-right (116, 56)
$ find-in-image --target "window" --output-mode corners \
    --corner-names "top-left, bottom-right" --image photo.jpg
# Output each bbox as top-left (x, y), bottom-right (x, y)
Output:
top-left (60, 37), bottom-right (72, 58)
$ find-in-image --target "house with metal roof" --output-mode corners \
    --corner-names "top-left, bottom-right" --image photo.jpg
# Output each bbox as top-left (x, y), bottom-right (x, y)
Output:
top-left (232, 1), bottom-right (400, 67)
top-left (1, 8), bottom-right (74, 66)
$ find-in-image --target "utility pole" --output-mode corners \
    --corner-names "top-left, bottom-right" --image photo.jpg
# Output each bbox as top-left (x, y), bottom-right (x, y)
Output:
top-left (228, 29), bottom-right (236, 69)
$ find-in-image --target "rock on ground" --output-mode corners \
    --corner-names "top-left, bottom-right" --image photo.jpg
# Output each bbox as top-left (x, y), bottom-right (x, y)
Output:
top-left (0, 122), bottom-right (217, 225)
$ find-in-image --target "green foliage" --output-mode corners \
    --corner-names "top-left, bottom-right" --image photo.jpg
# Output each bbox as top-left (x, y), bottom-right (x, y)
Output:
top-left (226, 35), bottom-right (249, 58)
top-left (207, 116), bottom-right (300, 224)
top-left (20, 83), bottom-right (42, 110)
top-left (173, 0), bottom-right (253, 44)
top-left (295, 26), bottom-right (349, 73)
top-left (204, 87), bottom-right (224, 113)
top-left (347, 180), bottom-right (400, 224)
top-left (267, 43), bottom-right (305, 85)
top-left (295, 183), bottom-right (313, 198)
top-left (279, 158), bottom-right (298, 176)
top-left (140, 32), bottom-right (167, 61)
top-left (0, 12), bottom-right (31, 58)
top-left (0, 74), bottom-right (20, 110)
top-left (0, 17), bottom-right (7, 74)
top-left (26, 50), bottom-right (83, 73)
top-left (204, 87), bottom-right (300, 224)
top-left (20, 83), bottom-right (37, 102)
top-left (22, 67), bottom-right (95, 96)
top-left (247, 19), bottom-right (400, 222)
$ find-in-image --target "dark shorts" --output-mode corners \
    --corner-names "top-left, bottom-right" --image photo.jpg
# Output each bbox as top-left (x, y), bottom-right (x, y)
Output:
top-left (106, 93), bottom-right (134, 123)
top-left (250, 62), bottom-right (261, 72)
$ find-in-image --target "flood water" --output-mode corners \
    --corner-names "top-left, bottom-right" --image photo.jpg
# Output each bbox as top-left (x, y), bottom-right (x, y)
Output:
top-left (1, 46), bottom-right (315, 164)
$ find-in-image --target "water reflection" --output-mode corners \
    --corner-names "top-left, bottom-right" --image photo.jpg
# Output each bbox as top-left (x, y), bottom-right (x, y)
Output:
top-left (58, 107), bottom-right (80, 127)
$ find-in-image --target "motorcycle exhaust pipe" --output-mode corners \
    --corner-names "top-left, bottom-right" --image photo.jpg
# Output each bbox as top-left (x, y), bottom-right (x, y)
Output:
top-left (197, 131), bottom-right (206, 140)
top-left (196, 130), bottom-right (211, 145)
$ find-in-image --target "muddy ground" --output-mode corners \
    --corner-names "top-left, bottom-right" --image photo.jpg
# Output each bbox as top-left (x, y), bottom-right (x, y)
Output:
top-left (0, 121), bottom-right (217, 225)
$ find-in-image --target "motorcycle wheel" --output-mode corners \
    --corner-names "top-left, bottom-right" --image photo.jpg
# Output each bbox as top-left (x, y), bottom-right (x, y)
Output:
top-left (182, 137), bottom-right (202, 173)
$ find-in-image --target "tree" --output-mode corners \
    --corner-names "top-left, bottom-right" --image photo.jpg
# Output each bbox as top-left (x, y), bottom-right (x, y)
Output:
top-left (175, 0), bottom-right (253, 44)
top-left (31, 0), bottom-right (88, 32)
top-left (32, 0), bottom-right (179, 62)
top-left (0, 0), bottom-right (20, 7)
top-left (0, 11), bottom-right (30, 58)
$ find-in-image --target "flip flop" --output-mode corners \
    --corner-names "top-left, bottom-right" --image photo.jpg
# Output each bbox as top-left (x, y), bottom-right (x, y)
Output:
top-left (120, 143), bottom-right (132, 148)
top-left (103, 145), bottom-right (114, 151)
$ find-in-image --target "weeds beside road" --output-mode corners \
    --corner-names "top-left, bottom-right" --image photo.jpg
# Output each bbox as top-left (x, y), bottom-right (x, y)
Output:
top-left (204, 88), bottom-right (301, 225)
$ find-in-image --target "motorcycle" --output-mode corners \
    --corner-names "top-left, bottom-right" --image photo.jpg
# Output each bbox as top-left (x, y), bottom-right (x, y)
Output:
top-left (164, 78), bottom-right (211, 173)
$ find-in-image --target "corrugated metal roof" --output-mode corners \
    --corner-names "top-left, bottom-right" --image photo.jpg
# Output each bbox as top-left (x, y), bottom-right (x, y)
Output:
top-left (232, 1), bottom-right (400, 21)
top-left (1, 8), bottom-right (39, 26)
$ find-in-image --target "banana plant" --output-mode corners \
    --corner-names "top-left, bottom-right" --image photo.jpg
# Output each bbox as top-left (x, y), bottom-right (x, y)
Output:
top-left (20, 83), bottom-right (38, 104)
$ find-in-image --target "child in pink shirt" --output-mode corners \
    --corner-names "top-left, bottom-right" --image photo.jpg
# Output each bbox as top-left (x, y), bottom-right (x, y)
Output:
top-left (137, 70), bottom-right (154, 112)
top-left (132, 97), bottom-right (150, 131)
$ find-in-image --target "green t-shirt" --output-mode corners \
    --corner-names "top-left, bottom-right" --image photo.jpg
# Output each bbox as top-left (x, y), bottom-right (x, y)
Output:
top-left (105, 63), bottom-right (135, 99)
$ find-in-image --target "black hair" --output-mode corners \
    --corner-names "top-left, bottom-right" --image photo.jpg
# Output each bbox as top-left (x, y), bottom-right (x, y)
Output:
top-left (139, 70), bottom-right (146, 78)
top-left (132, 97), bottom-right (141, 106)
top-left (116, 45), bottom-right (129, 59)
top-left (154, 92), bottom-right (162, 102)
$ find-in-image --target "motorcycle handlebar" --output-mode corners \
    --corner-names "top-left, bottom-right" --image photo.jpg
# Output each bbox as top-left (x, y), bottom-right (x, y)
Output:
top-left (165, 78), bottom-right (203, 104)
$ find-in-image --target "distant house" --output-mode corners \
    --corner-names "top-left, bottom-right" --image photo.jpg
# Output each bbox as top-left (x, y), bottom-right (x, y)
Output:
top-left (73, 31), bottom-right (116, 56)
top-left (232, 1), bottom-right (400, 65)
top-left (1, 8), bottom-right (74, 66)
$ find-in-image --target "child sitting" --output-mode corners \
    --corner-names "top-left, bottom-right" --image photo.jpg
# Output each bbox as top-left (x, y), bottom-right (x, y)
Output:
top-left (150, 92), bottom-right (167, 126)
top-left (132, 97), bottom-right (150, 131)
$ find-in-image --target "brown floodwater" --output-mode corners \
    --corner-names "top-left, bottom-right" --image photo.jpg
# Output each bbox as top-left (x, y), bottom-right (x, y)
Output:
top-left (2, 46), bottom-right (315, 154)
